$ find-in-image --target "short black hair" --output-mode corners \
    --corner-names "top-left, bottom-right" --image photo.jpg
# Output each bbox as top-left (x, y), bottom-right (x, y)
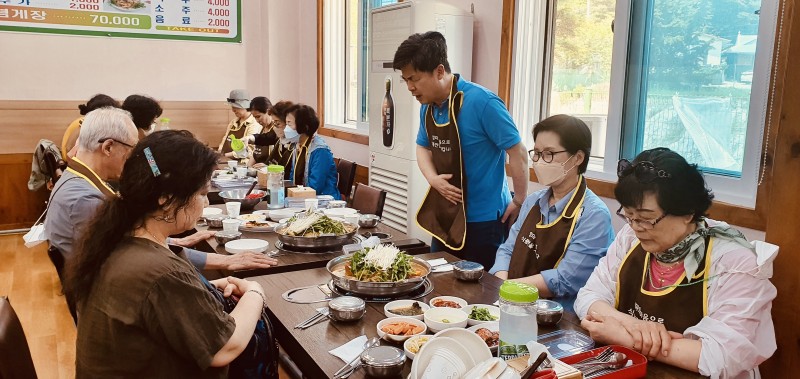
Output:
top-left (121, 95), bottom-right (163, 130)
top-left (289, 104), bottom-right (320, 136)
top-left (249, 96), bottom-right (272, 114)
top-left (533, 114), bottom-right (592, 174)
top-left (615, 148), bottom-right (713, 222)
top-left (392, 31), bottom-right (451, 73)
top-left (267, 100), bottom-right (294, 122)
top-left (79, 94), bottom-right (119, 115)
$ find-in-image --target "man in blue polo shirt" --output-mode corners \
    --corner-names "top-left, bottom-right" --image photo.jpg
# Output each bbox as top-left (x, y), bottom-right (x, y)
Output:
top-left (392, 31), bottom-right (529, 269)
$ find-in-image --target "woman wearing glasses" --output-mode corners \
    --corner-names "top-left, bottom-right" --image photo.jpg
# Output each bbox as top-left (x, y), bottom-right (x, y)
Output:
top-left (489, 115), bottom-right (615, 309)
top-left (575, 148), bottom-right (776, 378)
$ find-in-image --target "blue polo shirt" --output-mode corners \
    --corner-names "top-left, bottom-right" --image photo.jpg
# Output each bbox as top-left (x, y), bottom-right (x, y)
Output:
top-left (416, 75), bottom-right (521, 222)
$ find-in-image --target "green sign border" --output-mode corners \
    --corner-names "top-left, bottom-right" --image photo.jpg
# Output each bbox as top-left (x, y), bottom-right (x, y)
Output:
top-left (0, 0), bottom-right (241, 43)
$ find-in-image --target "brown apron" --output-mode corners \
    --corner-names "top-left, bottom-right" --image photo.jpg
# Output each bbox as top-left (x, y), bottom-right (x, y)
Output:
top-left (252, 127), bottom-right (277, 164)
top-left (220, 118), bottom-right (252, 155)
top-left (291, 136), bottom-right (313, 186)
top-left (66, 157), bottom-right (117, 198)
top-left (507, 176), bottom-right (587, 279)
top-left (615, 238), bottom-right (712, 333)
top-left (269, 142), bottom-right (294, 180)
top-left (415, 76), bottom-right (467, 250)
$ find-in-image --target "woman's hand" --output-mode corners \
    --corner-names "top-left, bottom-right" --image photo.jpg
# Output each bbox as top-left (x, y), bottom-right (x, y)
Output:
top-left (581, 312), bottom-right (635, 348)
top-left (583, 312), bottom-right (682, 359)
top-left (210, 276), bottom-right (264, 298)
top-left (252, 163), bottom-right (267, 169)
top-left (169, 230), bottom-right (215, 247)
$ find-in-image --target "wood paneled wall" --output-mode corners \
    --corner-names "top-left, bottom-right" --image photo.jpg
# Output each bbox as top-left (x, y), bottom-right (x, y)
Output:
top-left (0, 100), bottom-right (233, 229)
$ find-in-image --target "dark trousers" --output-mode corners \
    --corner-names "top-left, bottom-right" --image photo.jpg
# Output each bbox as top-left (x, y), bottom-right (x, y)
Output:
top-left (429, 218), bottom-right (508, 270)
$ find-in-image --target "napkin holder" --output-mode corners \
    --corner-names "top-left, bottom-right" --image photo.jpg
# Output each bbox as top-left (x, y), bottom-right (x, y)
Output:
top-left (287, 186), bottom-right (317, 199)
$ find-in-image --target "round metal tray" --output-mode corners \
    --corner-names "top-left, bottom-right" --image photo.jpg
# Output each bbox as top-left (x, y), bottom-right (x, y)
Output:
top-left (326, 254), bottom-right (432, 297)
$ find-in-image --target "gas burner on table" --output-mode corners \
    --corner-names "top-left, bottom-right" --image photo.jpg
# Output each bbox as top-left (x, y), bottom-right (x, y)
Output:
top-left (326, 278), bottom-right (434, 302)
top-left (274, 235), bottom-right (365, 254)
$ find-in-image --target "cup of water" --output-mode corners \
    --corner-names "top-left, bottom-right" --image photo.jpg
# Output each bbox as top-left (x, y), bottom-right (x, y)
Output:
top-left (227, 160), bottom-right (238, 171)
top-left (305, 198), bottom-right (319, 211)
top-left (236, 166), bottom-right (247, 179)
top-left (226, 201), bottom-right (242, 218)
top-left (222, 219), bottom-right (240, 233)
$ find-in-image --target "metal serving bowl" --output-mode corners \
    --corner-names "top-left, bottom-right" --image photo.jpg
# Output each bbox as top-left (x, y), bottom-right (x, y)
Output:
top-left (358, 214), bottom-right (380, 228)
top-left (275, 222), bottom-right (359, 249)
top-left (326, 254), bottom-right (431, 296)
top-left (218, 189), bottom-right (267, 211)
top-left (360, 346), bottom-right (406, 378)
top-left (328, 296), bottom-right (366, 322)
top-left (214, 231), bottom-right (242, 245)
top-left (205, 214), bottom-right (228, 228)
top-left (453, 261), bottom-right (484, 281)
top-left (536, 299), bottom-right (564, 325)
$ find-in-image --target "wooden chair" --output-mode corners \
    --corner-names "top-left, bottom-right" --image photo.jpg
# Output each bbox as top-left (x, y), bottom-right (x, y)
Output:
top-left (0, 297), bottom-right (38, 379)
top-left (350, 183), bottom-right (387, 218)
top-left (335, 158), bottom-right (357, 201)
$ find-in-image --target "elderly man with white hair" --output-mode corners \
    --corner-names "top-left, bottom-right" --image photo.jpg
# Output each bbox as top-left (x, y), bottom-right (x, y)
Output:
top-left (45, 107), bottom-right (276, 289)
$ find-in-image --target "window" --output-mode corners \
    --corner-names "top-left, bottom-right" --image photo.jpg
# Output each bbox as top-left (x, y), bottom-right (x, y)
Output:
top-left (324, 0), bottom-right (397, 132)
top-left (511, 0), bottom-right (778, 207)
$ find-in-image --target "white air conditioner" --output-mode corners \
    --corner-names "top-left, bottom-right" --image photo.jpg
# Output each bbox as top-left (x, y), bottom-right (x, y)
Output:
top-left (368, 1), bottom-right (474, 244)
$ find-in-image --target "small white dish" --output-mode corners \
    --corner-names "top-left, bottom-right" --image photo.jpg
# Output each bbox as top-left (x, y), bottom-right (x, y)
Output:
top-left (376, 316), bottom-right (427, 343)
top-left (433, 327), bottom-right (493, 365)
top-left (202, 207), bottom-right (223, 217)
top-left (237, 214), bottom-right (267, 223)
top-left (429, 296), bottom-right (468, 309)
top-left (384, 300), bottom-right (430, 320)
top-left (403, 335), bottom-right (431, 360)
top-left (467, 321), bottom-right (500, 353)
top-left (411, 336), bottom-right (475, 379)
top-left (423, 307), bottom-right (468, 333)
top-left (463, 304), bottom-right (501, 326)
top-left (252, 210), bottom-right (270, 217)
top-left (322, 207), bottom-right (358, 218)
top-left (269, 208), bottom-right (303, 222)
top-left (224, 239), bottom-right (269, 254)
top-left (215, 174), bottom-right (235, 181)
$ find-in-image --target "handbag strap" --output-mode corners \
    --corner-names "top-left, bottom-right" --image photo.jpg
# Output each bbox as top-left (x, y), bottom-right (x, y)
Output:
top-left (33, 176), bottom-right (80, 226)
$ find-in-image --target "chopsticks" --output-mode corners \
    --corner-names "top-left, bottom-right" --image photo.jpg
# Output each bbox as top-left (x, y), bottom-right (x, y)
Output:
top-left (294, 308), bottom-right (330, 329)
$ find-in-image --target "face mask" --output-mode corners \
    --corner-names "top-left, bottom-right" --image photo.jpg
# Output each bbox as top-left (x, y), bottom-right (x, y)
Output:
top-left (533, 155), bottom-right (576, 186)
top-left (283, 126), bottom-right (300, 142)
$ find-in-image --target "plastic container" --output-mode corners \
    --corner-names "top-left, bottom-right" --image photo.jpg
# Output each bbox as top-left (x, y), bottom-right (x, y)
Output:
top-left (266, 165), bottom-right (285, 209)
top-left (498, 281), bottom-right (538, 360)
top-left (559, 345), bottom-right (647, 378)
top-left (536, 330), bottom-right (595, 359)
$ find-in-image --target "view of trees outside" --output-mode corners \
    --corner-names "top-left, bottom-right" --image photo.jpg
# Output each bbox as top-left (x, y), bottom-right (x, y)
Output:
top-left (638, 0), bottom-right (761, 175)
top-left (549, 0), bottom-right (616, 158)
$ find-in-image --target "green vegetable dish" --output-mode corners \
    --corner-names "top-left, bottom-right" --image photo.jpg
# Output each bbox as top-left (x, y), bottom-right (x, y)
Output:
top-left (345, 244), bottom-right (423, 282)
top-left (281, 211), bottom-right (355, 237)
top-left (469, 307), bottom-right (499, 321)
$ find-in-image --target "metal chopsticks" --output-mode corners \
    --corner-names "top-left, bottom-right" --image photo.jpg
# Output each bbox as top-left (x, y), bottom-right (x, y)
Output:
top-left (294, 308), bottom-right (329, 329)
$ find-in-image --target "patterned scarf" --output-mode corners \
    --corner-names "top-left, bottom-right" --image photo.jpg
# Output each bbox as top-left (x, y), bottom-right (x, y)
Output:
top-left (654, 219), bottom-right (753, 281)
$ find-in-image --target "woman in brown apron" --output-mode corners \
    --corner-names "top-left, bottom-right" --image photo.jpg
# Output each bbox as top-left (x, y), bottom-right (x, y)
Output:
top-left (489, 115), bottom-right (614, 307)
top-left (219, 89), bottom-right (262, 159)
top-left (575, 148), bottom-right (776, 377)
top-left (248, 100), bottom-right (296, 179)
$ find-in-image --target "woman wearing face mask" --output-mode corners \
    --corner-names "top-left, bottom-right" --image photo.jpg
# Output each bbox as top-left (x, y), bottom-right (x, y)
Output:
top-left (246, 101), bottom-right (295, 178)
top-left (122, 94), bottom-right (163, 140)
top-left (489, 115), bottom-right (614, 309)
top-left (284, 104), bottom-right (341, 199)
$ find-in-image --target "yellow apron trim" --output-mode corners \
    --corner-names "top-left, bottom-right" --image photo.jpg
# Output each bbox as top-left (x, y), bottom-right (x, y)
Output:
top-left (415, 78), bottom-right (467, 251)
top-left (702, 239), bottom-right (713, 316)
top-left (430, 77), bottom-right (460, 128)
top-left (66, 157), bottom-right (115, 195)
top-left (639, 251), bottom-right (686, 296)
top-left (554, 195), bottom-right (585, 269)
top-left (535, 176), bottom-right (586, 228)
top-left (615, 242), bottom-right (640, 308)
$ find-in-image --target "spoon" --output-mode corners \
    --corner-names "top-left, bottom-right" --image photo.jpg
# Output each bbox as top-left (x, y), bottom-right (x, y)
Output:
top-left (573, 352), bottom-right (628, 370)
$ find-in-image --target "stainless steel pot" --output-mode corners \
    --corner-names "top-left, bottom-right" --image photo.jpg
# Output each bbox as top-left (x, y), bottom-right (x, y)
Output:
top-left (275, 222), bottom-right (359, 249)
top-left (326, 254), bottom-right (431, 296)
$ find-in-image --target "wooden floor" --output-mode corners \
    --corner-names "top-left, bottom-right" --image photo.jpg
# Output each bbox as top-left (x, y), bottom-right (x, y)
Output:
top-left (0, 234), bottom-right (292, 379)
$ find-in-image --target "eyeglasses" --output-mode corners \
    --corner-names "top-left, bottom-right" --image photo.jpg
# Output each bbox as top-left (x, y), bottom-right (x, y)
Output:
top-left (528, 149), bottom-right (568, 163)
top-left (616, 206), bottom-right (667, 230)
top-left (617, 159), bottom-right (671, 183)
top-left (98, 138), bottom-right (134, 149)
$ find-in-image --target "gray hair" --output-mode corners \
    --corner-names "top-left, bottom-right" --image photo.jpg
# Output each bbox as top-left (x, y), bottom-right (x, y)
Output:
top-left (77, 107), bottom-right (136, 152)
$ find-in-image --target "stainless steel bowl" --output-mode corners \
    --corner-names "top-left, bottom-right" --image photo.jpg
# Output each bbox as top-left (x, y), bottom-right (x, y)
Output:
top-left (214, 231), bottom-right (242, 245)
top-left (360, 346), bottom-right (405, 378)
top-left (275, 222), bottom-right (359, 249)
top-left (358, 214), bottom-right (380, 228)
top-left (326, 254), bottom-right (431, 296)
top-left (536, 299), bottom-right (564, 325)
top-left (218, 189), bottom-right (266, 210)
top-left (327, 296), bottom-right (366, 322)
top-left (453, 261), bottom-right (484, 281)
top-left (205, 214), bottom-right (228, 228)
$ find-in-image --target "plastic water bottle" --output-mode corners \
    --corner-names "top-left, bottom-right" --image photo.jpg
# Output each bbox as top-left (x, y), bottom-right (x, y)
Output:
top-left (498, 281), bottom-right (539, 361)
top-left (267, 165), bottom-right (285, 209)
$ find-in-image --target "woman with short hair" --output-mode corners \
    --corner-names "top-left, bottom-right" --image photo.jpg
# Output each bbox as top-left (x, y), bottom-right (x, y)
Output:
top-left (575, 147), bottom-right (777, 378)
top-left (285, 104), bottom-right (340, 199)
top-left (122, 94), bottom-right (163, 139)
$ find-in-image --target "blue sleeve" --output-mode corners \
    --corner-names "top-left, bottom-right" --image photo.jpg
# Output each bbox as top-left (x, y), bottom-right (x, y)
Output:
top-left (539, 196), bottom-right (615, 298)
top-left (480, 95), bottom-right (521, 151)
top-left (416, 105), bottom-right (430, 147)
top-left (184, 248), bottom-right (208, 270)
top-left (489, 192), bottom-right (541, 274)
top-left (307, 148), bottom-right (340, 200)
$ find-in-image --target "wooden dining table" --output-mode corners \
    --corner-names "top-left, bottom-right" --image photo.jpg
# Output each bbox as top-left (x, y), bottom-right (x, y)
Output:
top-left (250, 252), bottom-right (708, 379)
top-left (192, 202), bottom-right (428, 278)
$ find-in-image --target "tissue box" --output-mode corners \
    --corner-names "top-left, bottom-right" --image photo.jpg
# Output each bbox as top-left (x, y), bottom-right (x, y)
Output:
top-left (287, 186), bottom-right (316, 199)
top-left (256, 168), bottom-right (269, 187)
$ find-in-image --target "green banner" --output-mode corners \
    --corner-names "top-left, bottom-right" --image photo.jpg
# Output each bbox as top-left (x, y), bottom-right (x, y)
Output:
top-left (0, 0), bottom-right (241, 43)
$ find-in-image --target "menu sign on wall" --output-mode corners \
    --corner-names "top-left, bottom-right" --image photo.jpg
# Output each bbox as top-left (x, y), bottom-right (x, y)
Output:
top-left (0, 0), bottom-right (241, 43)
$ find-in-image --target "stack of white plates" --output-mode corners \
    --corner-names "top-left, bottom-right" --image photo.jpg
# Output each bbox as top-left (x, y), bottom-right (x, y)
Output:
top-left (408, 328), bottom-right (494, 379)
